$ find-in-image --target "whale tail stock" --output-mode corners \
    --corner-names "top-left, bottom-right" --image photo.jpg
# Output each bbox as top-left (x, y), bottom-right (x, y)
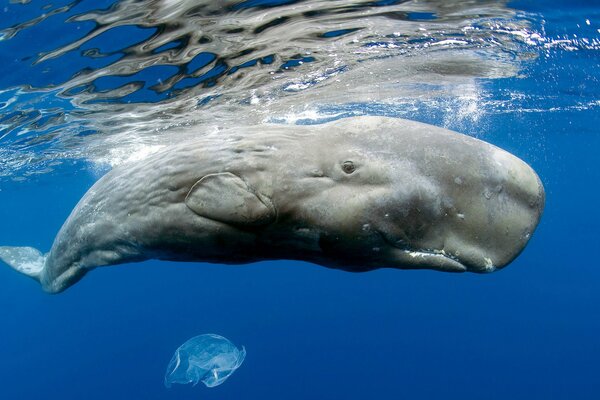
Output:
top-left (0, 246), bottom-right (46, 284)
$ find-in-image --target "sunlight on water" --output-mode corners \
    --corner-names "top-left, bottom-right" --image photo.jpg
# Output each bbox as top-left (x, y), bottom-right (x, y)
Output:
top-left (0, 0), bottom-right (598, 178)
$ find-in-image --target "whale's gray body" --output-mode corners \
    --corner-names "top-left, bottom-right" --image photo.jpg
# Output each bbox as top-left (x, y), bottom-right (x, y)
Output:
top-left (0, 117), bottom-right (544, 293)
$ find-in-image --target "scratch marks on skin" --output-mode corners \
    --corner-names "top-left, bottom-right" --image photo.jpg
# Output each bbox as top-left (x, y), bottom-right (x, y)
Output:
top-left (404, 248), bottom-right (452, 259)
top-left (483, 257), bottom-right (496, 272)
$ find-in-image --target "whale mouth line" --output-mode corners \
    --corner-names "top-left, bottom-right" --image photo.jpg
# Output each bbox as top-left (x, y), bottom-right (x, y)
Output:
top-left (398, 249), bottom-right (469, 272)
top-left (377, 230), bottom-right (470, 272)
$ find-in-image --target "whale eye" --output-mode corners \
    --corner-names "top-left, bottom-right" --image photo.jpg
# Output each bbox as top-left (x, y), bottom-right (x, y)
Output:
top-left (341, 161), bottom-right (356, 174)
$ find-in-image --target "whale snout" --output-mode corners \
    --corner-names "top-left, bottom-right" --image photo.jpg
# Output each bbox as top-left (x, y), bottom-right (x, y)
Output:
top-left (379, 139), bottom-right (545, 274)
top-left (445, 150), bottom-right (545, 272)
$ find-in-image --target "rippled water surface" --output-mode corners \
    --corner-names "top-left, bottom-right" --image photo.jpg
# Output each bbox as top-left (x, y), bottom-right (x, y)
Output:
top-left (1, 1), bottom-right (600, 400)
top-left (1, 0), bottom-right (598, 177)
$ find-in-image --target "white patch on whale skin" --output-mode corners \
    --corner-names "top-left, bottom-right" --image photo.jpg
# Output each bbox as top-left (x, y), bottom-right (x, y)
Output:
top-left (404, 249), bottom-right (449, 259)
top-left (405, 250), bottom-right (425, 258)
top-left (483, 257), bottom-right (496, 272)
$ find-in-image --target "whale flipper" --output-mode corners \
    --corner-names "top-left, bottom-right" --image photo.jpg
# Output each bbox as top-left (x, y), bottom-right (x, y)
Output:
top-left (0, 246), bottom-right (46, 281)
top-left (185, 172), bottom-right (275, 226)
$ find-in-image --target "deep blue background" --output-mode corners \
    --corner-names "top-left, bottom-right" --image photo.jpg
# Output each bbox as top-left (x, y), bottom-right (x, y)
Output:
top-left (1, 1), bottom-right (599, 399)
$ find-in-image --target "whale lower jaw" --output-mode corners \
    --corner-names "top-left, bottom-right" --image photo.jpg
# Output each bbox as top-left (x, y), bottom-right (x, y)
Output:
top-left (388, 247), bottom-right (465, 272)
top-left (387, 247), bottom-right (497, 273)
top-left (377, 230), bottom-right (496, 273)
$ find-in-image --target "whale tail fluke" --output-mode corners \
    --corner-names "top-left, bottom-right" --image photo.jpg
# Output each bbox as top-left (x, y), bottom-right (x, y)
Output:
top-left (0, 246), bottom-right (46, 282)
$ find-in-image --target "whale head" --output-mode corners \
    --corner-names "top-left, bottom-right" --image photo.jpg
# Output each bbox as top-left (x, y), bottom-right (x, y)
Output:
top-left (271, 117), bottom-right (545, 273)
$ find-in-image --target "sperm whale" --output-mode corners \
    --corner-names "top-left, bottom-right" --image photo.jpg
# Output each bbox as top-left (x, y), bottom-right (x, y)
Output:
top-left (0, 116), bottom-right (545, 293)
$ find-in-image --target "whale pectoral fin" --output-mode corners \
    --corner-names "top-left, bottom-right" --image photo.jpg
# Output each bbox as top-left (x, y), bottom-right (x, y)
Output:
top-left (0, 246), bottom-right (46, 281)
top-left (185, 172), bottom-right (275, 226)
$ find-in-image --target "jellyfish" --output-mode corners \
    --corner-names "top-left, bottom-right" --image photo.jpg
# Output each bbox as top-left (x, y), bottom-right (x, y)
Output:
top-left (164, 334), bottom-right (246, 389)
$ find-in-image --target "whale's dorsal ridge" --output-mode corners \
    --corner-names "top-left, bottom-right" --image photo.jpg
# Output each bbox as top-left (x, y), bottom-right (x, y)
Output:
top-left (185, 172), bottom-right (275, 226)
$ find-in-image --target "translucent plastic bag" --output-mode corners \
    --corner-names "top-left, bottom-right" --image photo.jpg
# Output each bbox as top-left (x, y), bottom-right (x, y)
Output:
top-left (165, 334), bottom-right (246, 388)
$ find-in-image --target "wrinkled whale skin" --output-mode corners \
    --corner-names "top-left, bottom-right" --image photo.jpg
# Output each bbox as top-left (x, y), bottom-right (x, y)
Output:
top-left (0, 117), bottom-right (545, 293)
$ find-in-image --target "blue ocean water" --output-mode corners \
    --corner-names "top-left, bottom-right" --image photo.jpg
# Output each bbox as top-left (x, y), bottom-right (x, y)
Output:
top-left (0, 1), bottom-right (599, 399)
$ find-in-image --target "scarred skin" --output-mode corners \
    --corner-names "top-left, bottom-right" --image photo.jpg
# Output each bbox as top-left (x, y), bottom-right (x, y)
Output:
top-left (0, 117), bottom-right (545, 293)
